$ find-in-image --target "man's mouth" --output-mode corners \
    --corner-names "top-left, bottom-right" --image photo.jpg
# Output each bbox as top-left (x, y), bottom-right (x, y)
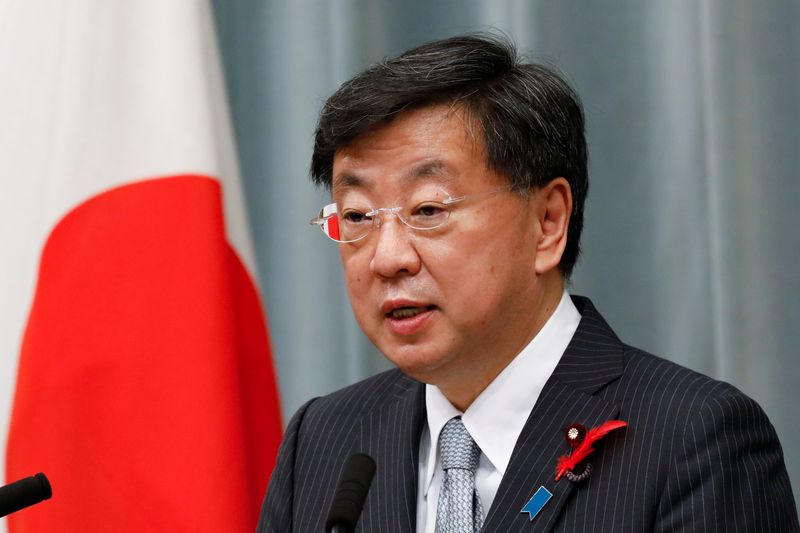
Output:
top-left (387, 305), bottom-right (436, 319)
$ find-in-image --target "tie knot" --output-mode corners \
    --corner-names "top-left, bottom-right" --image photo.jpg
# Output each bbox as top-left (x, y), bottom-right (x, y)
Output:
top-left (439, 417), bottom-right (480, 473)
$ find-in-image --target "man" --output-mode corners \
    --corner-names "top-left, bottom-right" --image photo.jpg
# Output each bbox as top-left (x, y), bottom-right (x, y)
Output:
top-left (258, 35), bottom-right (798, 532)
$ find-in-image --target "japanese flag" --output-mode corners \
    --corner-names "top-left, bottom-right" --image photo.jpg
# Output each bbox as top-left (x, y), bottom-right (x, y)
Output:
top-left (0, 1), bottom-right (282, 531)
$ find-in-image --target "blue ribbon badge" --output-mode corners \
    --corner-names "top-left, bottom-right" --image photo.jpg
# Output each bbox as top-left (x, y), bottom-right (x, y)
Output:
top-left (520, 486), bottom-right (553, 522)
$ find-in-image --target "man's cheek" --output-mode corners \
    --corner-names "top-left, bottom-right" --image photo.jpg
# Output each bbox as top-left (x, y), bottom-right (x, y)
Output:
top-left (343, 261), bottom-right (369, 293)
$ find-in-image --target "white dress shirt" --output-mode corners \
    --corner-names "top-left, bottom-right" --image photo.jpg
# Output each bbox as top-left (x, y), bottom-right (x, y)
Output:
top-left (416, 291), bottom-right (581, 533)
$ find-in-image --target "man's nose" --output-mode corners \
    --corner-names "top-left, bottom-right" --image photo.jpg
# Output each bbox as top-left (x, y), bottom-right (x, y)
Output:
top-left (368, 214), bottom-right (421, 279)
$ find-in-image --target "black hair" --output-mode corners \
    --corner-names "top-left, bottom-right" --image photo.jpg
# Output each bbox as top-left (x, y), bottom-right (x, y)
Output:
top-left (311, 34), bottom-right (588, 277)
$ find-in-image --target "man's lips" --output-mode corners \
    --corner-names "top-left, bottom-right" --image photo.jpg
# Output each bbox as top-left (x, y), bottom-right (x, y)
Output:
top-left (381, 299), bottom-right (437, 319)
top-left (386, 305), bottom-right (437, 319)
top-left (381, 300), bottom-right (437, 336)
top-left (388, 306), bottom-right (435, 319)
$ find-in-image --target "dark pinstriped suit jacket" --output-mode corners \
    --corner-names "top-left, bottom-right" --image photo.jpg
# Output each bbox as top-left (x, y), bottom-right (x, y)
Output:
top-left (258, 297), bottom-right (799, 532)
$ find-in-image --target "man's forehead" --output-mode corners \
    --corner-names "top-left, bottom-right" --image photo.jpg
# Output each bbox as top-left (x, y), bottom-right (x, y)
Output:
top-left (332, 159), bottom-right (456, 193)
top-left (330, 105), bottom-right (486, 195)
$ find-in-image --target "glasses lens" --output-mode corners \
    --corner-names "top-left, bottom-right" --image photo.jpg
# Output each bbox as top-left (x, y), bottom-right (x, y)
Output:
top-left (404, 201), bottom-right (451, 230)
top-left (316, 203), bottom-right (373, 243)
top-left (312, 203), bottom-right (338, 241)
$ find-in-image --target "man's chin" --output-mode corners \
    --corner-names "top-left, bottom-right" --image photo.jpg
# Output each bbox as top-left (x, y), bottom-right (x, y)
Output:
top-left (382, 350), bottom-right (453, 384)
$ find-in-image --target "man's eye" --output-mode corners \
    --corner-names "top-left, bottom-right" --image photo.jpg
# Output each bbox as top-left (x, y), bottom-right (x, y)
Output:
top-left (413, 203), bottom-right (447, 218)
top-left (341, 210), bottom-right (370, 224)
top-left (408, 202), bottom-right (449, 228)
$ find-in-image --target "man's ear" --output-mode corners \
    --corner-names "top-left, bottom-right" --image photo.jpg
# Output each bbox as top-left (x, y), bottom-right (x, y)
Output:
top-left (533, 177), bottom-right (572, 275)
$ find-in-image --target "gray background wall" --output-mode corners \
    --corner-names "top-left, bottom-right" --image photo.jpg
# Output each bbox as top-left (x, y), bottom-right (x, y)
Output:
top-left (211, 0), bottom-right (800, 502)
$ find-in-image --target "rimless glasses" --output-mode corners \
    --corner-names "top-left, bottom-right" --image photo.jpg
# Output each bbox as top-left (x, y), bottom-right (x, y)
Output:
top-left (310, 186), bottom-right (512, 243)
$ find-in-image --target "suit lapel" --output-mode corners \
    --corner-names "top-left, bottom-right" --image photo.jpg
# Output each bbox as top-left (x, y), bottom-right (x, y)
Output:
top-left (481, 297), bottom-right (626, 532)
top-left (357, 373), bottom-right (426, 533)
top-left (482, 381), bottom-right (620, 532)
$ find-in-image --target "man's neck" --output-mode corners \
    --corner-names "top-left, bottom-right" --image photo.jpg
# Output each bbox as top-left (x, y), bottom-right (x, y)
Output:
top-left (438, 272), bottom-right (565, 411)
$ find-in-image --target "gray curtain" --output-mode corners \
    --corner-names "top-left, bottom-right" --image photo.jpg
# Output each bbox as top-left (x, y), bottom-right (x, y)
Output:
top-left (212, 0), bottom-right (800, 502)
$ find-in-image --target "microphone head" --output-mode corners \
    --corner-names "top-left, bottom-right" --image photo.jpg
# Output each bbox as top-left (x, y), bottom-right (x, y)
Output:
top-left (33, 473), bottom-right (52, 500)
top-left (325, 453), bottom-right (376, 532)
top-left (0, 472), bottom-right (52, 518)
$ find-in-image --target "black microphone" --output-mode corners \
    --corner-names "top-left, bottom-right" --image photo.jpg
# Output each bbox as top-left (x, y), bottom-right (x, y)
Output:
top-left (325, 453), bottom-right (376, 533)
top-left (0, 472), bottom-right (52, 518)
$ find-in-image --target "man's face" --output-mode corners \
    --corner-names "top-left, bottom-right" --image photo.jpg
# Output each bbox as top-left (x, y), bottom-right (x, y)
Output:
top-left (331, 105), bottom-right (552, 395)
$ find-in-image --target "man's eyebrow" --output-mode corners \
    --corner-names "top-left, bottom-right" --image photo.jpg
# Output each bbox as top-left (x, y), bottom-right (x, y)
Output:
top-left (332, 160), bottom-right (454, 191)
top-left (332, 172), bottom-right (366, 191)
top-left (403, 160), bottom-right (453, 183)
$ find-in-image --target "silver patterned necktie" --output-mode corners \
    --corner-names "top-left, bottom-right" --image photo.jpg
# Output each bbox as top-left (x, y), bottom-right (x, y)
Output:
top-left (435, 417), bottom-right (484, 533)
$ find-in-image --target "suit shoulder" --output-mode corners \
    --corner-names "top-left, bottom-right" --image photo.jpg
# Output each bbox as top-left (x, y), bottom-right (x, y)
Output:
top-left (299, 368), bottom-right (418, 428)
top-left (570, 297), bottom-right (758, 412)
top-left (615, 345), bottom-right (760, 418)
top-left (617, 349), bottom-right (800, 529)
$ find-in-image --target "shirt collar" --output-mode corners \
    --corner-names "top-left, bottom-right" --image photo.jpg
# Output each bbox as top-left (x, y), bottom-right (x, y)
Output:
top-left (422, 290), bottom-right (581, 495)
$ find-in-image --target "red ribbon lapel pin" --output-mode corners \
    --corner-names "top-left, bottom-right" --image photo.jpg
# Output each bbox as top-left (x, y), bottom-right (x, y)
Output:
top-left (555, 420), bottom-right (627, 482)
